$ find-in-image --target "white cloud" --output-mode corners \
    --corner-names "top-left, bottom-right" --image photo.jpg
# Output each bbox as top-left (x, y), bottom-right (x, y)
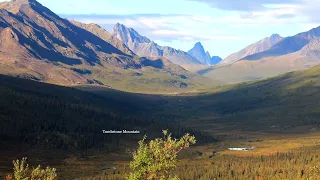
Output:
top-left (188, 0), bottom-right (303, 11)
top-left (137, 17), bottom-right (171, 29)
top-left (150, 29), bottom-right (242, 41)
top-left (64, 13), bottom-right (243, 41)
top-left (152, 30), bottom-right (190, 36)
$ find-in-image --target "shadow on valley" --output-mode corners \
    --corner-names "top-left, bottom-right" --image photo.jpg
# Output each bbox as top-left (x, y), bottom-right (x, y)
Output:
top-left (0, 74), bottom-right (216, 152)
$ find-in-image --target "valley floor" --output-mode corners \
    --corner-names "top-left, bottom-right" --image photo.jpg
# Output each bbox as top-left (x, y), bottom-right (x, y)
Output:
top-left (2, 133), bottom-right (320, 179)
top-left (1, 65), bottom-right (320, 179)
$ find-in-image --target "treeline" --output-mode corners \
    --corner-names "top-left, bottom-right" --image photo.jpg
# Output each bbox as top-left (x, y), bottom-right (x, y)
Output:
top-left (0, 75), bottom-right (215, 151)
top-left (175, 146), bottom-right (320, 180)
top-left (93, 145), bottom-right (320, 180)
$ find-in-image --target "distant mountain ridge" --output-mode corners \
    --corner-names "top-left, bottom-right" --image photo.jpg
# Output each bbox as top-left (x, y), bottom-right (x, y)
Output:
top-left (110, 23), bottom-right (202, 70)
top-left (220, 34), bottom-right (284, 64)
top-left (201, 28), bottom-right (320, 84)
top-left (187, 42), bottom-right (222, 65)
top-left (243, 26), bottom-right (320, 60)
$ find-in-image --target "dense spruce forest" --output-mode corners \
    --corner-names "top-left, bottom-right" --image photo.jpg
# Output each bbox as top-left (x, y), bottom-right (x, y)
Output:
top-left (98, 145), bottom-right (320, 180)
top-left (0, 75), bottom-right (215, 152)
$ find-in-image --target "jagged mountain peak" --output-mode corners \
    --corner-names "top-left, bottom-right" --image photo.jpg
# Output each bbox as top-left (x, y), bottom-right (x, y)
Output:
top-left (266, 33), bottom-right (283, 43)
top-left (270, 33), bottom-right (281, 38)
top-left (111, 23), bottom-right (151, 44)
top-left (0, 0), bottom-right (42, 14)
top-left (188, 42), bottom-right (221, 65)
top-left (110, 23), bottom-right (201, 68)
top-left (193, 42), bottom-right (205, 50)
top-left (194, 41), bottom-right (203, 47)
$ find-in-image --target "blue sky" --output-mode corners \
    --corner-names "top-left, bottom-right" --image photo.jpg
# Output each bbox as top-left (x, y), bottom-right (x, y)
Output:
top-left (2, 0), bottom-right (320, 58)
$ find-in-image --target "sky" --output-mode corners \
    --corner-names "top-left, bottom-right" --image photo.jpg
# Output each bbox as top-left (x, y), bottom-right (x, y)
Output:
top-left (2, 0), bottom-right (320, 58)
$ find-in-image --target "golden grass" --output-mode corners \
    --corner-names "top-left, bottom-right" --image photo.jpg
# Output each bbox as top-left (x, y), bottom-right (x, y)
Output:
top-left (219, 133), bottom-right (320, 157)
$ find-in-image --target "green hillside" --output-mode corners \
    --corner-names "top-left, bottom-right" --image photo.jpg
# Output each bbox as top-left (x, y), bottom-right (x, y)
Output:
top-left (81, 65), bottom-right (320, 135)
top-left (161, 65), bottom-right (320, 134)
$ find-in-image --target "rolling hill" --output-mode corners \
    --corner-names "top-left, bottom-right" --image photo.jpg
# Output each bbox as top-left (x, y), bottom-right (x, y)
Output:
top-left (147, 65), bottom-right (320, 134)
top-left (76, 64), bottom-right (320, 134)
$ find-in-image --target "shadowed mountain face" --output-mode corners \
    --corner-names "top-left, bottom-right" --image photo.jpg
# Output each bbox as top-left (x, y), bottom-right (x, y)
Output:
top-left (187, 42), bottom-right (222, 65)
top-left (110, 23), bottom-right (202, 70)
top-left (210, 56), bottom-right (222, 65)
top-left (220, 34), bottom-right (284, 65)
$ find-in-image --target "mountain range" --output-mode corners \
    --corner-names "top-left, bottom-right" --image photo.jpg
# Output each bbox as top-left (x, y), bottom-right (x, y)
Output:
top-left (0, 0), bottom-right (219, 93)
top-left (187, 42), bottom-right (222, 65)
top-left (0, 0), bottom-right (319, 91)
top-left (110, 23), bottom-right (203, 70)
top-left (200, 28), bottom-right (320, 83)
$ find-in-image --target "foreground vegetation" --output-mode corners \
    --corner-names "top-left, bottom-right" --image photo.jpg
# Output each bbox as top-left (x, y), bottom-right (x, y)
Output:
top-left (6, 135), bottom-right (319, 180)
top-left (88, 145), bottom-right (320, 180)
top-left (128, 130), bottom-right (196, 180)
top-left (5, 158), bottom-right (57, 180)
